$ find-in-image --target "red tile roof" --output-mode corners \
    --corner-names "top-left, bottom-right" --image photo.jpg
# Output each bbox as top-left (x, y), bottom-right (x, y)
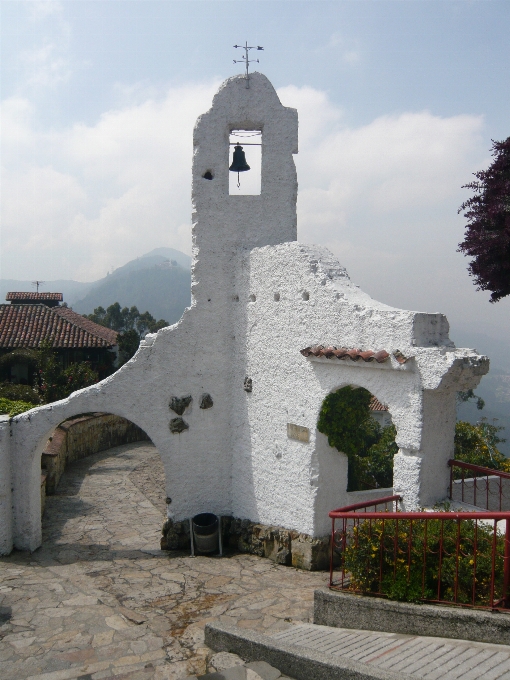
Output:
top-left (300, 346), bottom-right (391, 363)
top-left (369, 396), bottom-right (388, 412)
top-left (0, 305), bottom-right (118, 349)
top-left (6, 292), bottom-right (63, 302)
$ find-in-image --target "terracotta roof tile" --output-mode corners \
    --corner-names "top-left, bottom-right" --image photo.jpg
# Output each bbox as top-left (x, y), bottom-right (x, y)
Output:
top-left (0, 305), bottom-right (118, 349)
top-left (6, 292), bottom-right (63, 302)
top-left (300, 346), bottom-right (390, 363)
top-left (369, 396), bottom-right (388, 412)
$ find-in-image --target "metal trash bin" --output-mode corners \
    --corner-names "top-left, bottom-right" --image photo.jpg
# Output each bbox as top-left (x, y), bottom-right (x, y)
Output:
top-left (192, 513), bottom-right (219, 554)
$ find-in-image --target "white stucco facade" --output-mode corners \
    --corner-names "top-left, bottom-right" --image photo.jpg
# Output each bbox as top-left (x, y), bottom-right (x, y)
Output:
top-left (0, 73), bottom-right (489, 555)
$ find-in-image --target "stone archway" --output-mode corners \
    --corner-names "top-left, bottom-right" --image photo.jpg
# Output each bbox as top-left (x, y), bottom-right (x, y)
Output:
top-left (41, 427), bottom-right (167, 558)
top-left (311, 381), bottom-right (402, 537)
top-left (316, 384), bottom-right (397, 494)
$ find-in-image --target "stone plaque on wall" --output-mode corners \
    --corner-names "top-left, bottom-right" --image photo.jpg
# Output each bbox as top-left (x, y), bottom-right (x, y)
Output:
top-left (287, 423), bottom-right (310, 443)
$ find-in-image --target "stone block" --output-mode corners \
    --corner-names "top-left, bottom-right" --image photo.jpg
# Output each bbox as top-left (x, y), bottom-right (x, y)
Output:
top-left (291, 535), bottom-right (329, 571)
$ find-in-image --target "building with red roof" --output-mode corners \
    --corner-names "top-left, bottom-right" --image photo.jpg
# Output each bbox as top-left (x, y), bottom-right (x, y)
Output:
top-left (0, 294), bottom-right (118, 383)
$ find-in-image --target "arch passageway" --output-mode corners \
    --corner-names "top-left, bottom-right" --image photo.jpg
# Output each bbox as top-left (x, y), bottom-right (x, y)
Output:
top-left (42, 441), bottom-right (166, 556)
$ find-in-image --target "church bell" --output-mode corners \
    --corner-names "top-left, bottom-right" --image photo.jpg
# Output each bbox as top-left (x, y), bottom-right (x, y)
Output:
top-left (229, 144), bottom-right (251, 173)
top-left (229, 144), bottom-right (250, 188)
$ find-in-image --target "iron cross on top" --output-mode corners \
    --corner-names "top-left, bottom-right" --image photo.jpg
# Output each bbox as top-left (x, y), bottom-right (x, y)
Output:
top-left (233, 42), bottom-right (264, 88)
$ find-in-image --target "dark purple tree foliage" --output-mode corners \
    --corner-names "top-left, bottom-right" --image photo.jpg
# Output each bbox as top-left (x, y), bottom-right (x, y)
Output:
top-left (458, 137), bottom-right (510, 303)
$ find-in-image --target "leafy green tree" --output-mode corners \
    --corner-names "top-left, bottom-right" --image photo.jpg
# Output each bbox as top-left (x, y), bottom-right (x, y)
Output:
top-left (86, 302), bottom-right (168, 364)
top-left (318, 386), bottom-right (509, 492)
top-left (363, 424), bottom-right (399, 489)
top-left (456, 389), bottom-right (485, 411)
top-left (317, 386), bottom-right (390, 491)
top-left (453, 419), bottom-right (508, 475)
top-left (37, 339), bottom-right (98, 403)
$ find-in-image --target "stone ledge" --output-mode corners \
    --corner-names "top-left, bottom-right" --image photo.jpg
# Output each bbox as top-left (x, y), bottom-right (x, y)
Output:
top-left (161, 517), bottom-right (330, 571)
top-left (314, 587), bottom-right (510, 645)
top-left (204, 620), bottom-right (408, 680)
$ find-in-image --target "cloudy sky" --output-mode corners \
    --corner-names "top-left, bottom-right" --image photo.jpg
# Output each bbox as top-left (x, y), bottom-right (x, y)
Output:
top-left (2, 0), bottom-right (510, 345)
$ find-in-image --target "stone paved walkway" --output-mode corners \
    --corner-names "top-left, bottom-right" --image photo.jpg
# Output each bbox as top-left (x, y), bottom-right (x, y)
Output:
top-left (0, 442), bottom-right (325, 680)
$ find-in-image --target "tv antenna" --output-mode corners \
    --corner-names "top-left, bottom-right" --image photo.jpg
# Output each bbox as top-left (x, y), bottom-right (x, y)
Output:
top-left (31, 280), bottom-right (45, 293)
top-left (233, 42), bottom-right (264, 89)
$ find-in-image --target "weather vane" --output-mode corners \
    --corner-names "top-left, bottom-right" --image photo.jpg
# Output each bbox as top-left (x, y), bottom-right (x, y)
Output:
top-left (233, 42), bottom-right (264, 89)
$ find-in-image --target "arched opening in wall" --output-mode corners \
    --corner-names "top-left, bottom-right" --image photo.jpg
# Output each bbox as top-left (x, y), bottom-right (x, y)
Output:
top-left (40, 412), bottom-right (166, 553)
top-left (317, 386), bottom-right (397, 492)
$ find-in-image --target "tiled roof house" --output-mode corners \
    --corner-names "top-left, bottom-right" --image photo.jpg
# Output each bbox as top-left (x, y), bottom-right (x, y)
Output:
top-left (0, 294), bottom-right (118, 383)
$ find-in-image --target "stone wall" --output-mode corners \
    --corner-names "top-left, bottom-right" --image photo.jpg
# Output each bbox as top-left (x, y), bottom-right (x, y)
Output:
top-left (161, 516), bottom-right (330, 571)
top-left (41, 413), bottom-right (149, 495)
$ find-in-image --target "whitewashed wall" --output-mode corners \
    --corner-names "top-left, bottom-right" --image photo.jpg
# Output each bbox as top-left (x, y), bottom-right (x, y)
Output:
top-left (1, 73), bottom-right (489, 554)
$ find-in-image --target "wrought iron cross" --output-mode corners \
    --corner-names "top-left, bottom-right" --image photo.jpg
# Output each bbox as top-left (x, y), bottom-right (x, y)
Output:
top-left (233, 42), bottom-right (264, 88)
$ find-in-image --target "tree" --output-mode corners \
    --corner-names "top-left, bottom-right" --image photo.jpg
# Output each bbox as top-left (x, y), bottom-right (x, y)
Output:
top-left (86, 303), bottom-right (168, 364)
top-left (458, 137), bottom-right (510, 303)
top-left (453, 419), bottom-right (508, 475)
top-left (36, 339), bottom-right (99, 403)
top-left (317, 386), bottom-right (392, 491)
top-left (456, 389), bottom-right (485, 411)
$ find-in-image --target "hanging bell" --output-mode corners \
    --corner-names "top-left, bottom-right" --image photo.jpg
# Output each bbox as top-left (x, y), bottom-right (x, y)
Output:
top-left (229, 144), bottom-right (250, 173)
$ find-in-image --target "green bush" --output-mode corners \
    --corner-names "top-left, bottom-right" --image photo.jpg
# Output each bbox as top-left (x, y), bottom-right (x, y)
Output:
top-left (317, 386), bottom-right (396, 491)
top-left (343, 514), bottom-right (504, 606)
top-left (454, 420), bottom-right (508, 476)
top-left (0, 398), bottom-right (36, 417)
top-left (0, 383), bottom-right (40, 404)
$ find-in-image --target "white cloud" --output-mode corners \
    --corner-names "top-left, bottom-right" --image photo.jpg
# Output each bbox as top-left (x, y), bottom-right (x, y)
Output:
top-left (28, 1), bottom-right (64, 22)
top-left (16, 1), bottom-right (72, 89)
top-left (20, 43), bottom-right (71, 87)
top-left (278, 85), bottom-right (485, 250)
top-left (321, 32), bottom-right (362, 65)
top-left (1, 82), bottom-right (219, 281)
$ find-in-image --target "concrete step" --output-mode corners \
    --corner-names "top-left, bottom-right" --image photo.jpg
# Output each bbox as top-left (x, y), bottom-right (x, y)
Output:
top-left (205, 619), bottom-right (510, 680)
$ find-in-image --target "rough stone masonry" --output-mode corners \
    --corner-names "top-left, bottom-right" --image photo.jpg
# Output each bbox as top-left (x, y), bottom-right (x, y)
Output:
top-left (0, 72), bottom-right (489, 557)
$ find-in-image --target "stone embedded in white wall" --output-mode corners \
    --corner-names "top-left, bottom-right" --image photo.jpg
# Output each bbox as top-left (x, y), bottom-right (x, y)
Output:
top-left (287, 423), bottom-right (311, 443)
top-left (0, 72), bottom-right (489, 556)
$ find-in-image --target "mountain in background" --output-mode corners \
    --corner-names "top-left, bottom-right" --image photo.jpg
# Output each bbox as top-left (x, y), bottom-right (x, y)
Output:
top-left (72, 248), bottom-right (191, 324)
top-left (1, 247), bottom-right (192, 325)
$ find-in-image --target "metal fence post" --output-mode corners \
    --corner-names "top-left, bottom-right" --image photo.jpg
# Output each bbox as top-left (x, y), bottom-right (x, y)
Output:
top-left (504, 518), bottom-right (510, 607)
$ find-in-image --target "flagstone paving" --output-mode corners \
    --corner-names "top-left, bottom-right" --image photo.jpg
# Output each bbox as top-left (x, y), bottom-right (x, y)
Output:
top-left (0, 442), bottom-right (323, 680)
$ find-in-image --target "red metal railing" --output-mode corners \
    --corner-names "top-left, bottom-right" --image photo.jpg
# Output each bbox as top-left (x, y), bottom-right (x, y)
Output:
top-left (448, 459), bottom-right (510, 511)
top-left (329, 496), bottom-right (510, 611)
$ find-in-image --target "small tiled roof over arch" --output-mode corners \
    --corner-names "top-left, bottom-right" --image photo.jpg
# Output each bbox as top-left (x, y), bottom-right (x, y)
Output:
top-left (369, 396), bottom-right (389, 412)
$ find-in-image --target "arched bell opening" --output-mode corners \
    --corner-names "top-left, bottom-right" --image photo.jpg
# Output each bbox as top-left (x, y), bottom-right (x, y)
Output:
top-left (317, 385), bottom-right (397, 494)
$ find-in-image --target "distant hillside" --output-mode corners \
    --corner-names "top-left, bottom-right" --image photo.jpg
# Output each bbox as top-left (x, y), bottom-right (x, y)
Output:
top-left (72, 262), bottom-right (191, 324)
top-left (1, 247), bottom-right (192, 323)
top-left (106, 248), bottom-right (191, 279)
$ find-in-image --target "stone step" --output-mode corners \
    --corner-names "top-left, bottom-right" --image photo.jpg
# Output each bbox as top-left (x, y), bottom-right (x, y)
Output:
top-left (205, 619), bottom-right (510, 680)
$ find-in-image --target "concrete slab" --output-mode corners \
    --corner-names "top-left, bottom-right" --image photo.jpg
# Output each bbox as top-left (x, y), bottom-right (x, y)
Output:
top-left (205, 619), bottom-right (510, 680)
